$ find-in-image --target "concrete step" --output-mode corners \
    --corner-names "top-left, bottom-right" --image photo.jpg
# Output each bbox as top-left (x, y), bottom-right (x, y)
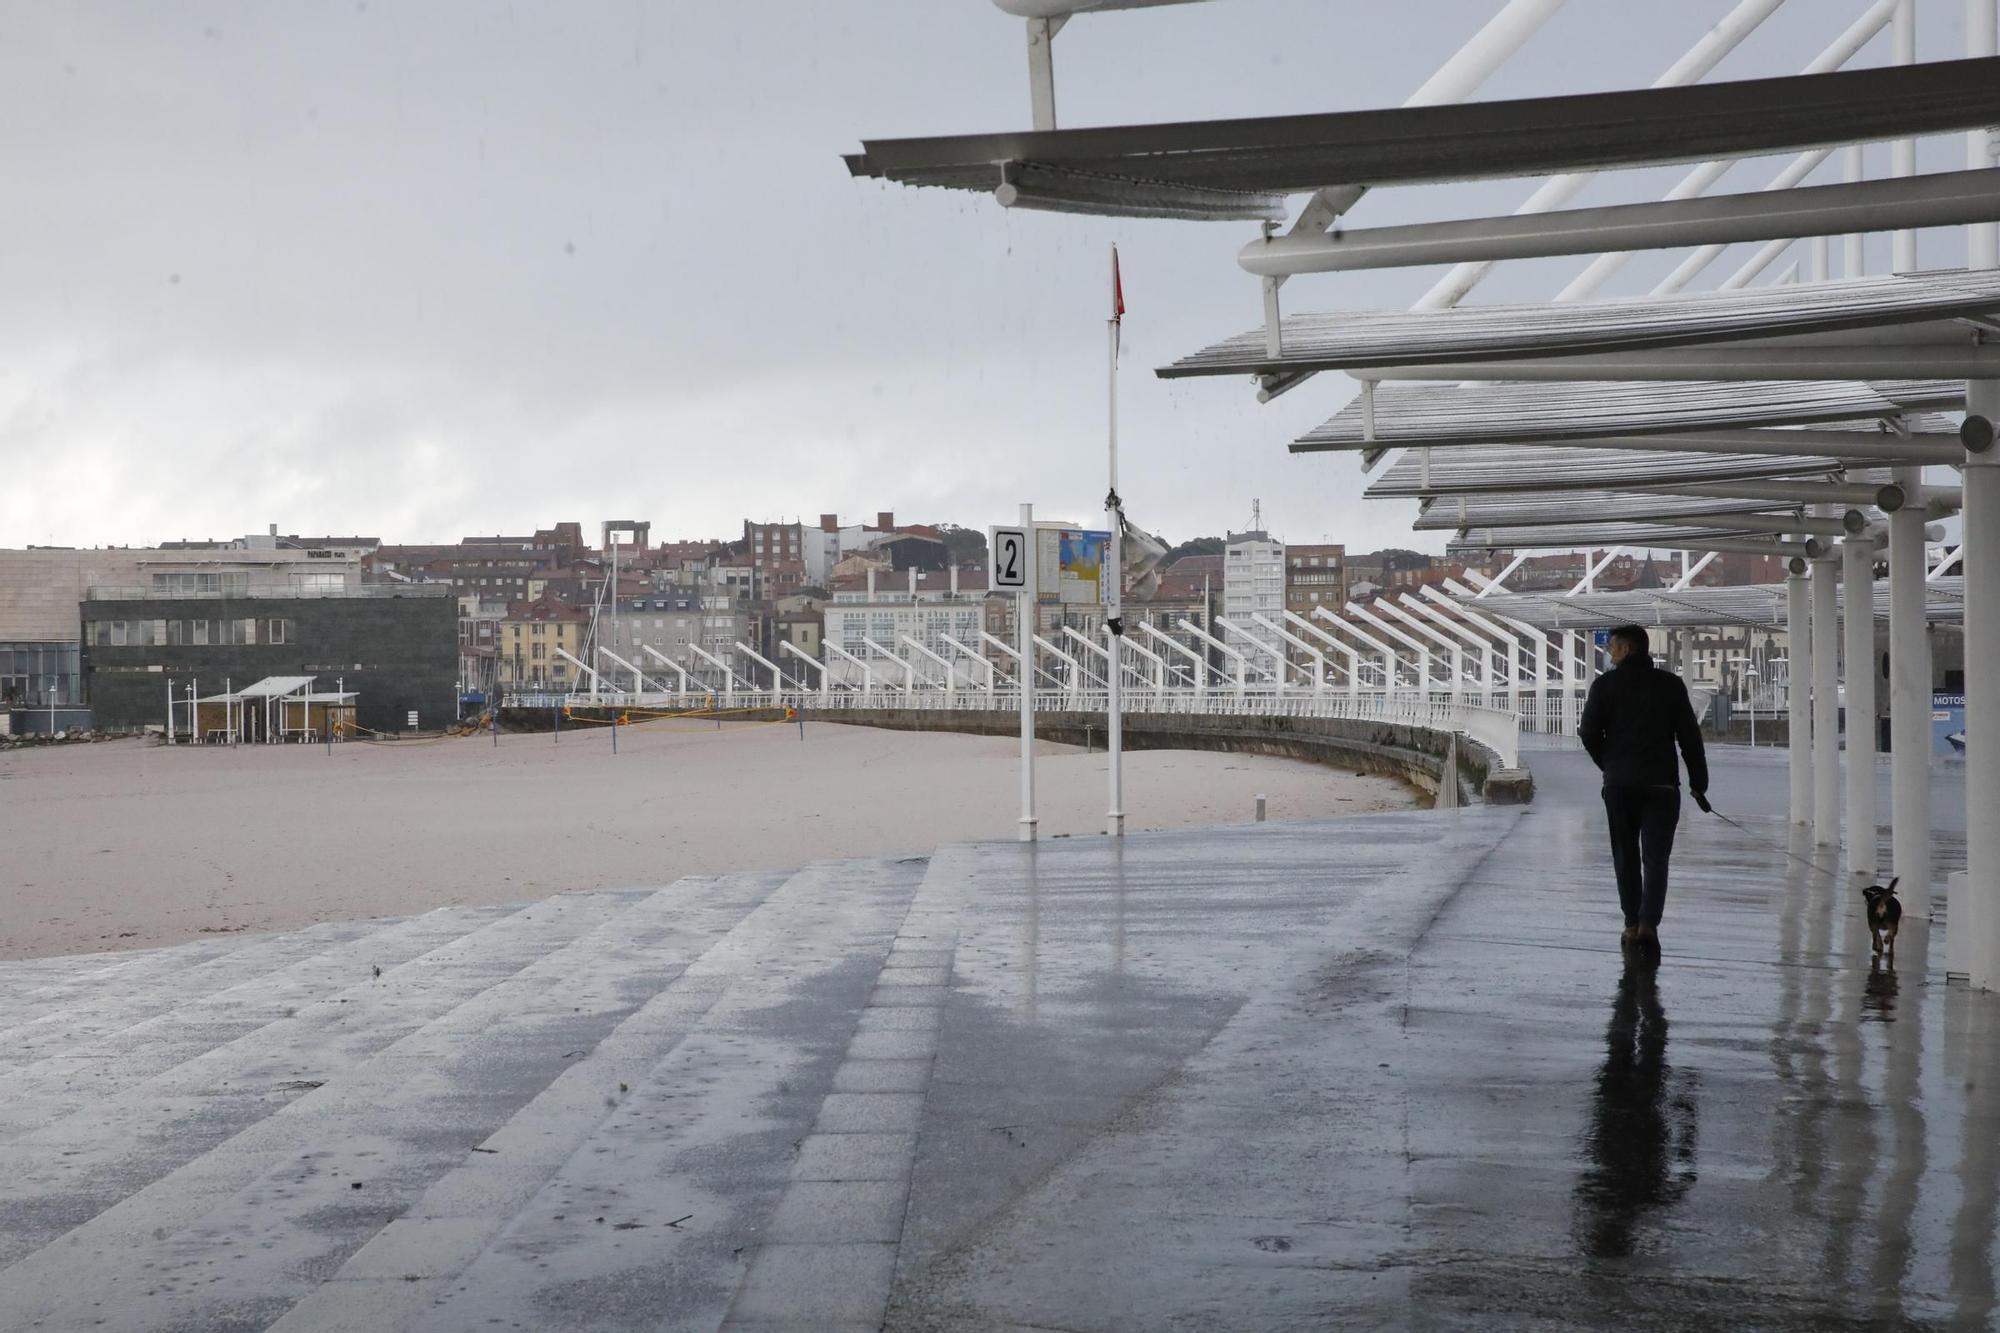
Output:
top-left (0, 913), bottom-right (471, 1075)
top-left (270, 855), bottom-right (932, 1333)
top-left (0, 933), bottom-right (309, 1037)
top-left (0, 887), bottom-right (653, 1287)
top-left (0, 872), bottom-right (799, 1332)
top-left (0, 904), bottom-right (527, 1142)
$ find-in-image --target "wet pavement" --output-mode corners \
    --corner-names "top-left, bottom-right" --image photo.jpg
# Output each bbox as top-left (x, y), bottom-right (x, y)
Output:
top-left (0, 746), bottom-right (1989, 1330)
top-left (888, 747), bottom-right (1989, 1331)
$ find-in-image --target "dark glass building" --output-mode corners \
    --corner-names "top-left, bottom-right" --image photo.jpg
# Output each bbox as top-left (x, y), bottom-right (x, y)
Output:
top-left (81, 588), bottom-right (457, 734)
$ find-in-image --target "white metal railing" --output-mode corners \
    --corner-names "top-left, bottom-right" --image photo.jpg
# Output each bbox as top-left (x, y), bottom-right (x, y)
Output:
top-left (499, 683), bottom-right (1544, 771)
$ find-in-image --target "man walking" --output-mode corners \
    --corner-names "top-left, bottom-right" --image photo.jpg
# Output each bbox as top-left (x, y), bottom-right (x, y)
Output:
top-left (1578, 625), bottom-right (1709, 961)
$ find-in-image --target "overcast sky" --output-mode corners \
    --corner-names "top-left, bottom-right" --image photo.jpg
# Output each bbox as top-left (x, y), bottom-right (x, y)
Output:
top-left (0, 1), bottom-right (1981, 554)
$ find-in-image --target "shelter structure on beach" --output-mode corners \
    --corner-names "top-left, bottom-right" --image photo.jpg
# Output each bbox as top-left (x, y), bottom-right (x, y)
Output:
top-left (167, 675), bottom-right (357, 745)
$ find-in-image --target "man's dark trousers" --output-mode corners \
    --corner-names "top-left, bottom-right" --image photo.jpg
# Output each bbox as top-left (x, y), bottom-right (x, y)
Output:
top-left (1602, 786), bottom-right (1680, 927)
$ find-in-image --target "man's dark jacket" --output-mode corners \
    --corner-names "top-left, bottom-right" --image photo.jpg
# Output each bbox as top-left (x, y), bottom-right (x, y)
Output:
top-left (1578, 653), bottom-right (1709, 792)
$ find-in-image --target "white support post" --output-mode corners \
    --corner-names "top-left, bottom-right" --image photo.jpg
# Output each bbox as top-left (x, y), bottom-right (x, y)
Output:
top-left (1973, 0), bottom-right (2000, 269)
top-left (1061, 625), bottom-right (1112, 689)
top-left (1024, 16), bottom-right (1064, 132)
top-left (599, 648), bottom-right (663, 697)
top-left (1034, 634), bottom-right (1084, 706)
top-left (1431, 586), bottom-right (1532, 710)
top-left (1669, 551), bottom-right (1718, 591)
top-left (1956, 3), bottom-right (1998, 981)
top-left (823, 639), bottom-right (876, 695)
top-left (1889, 464), bottom-right (1933, 913)
top-left (1138, 620), bottom-right (1209, 693)
top-left (1213, 616), bottom-right (1305, 691)
top-left (941, 633), bottom-right (998, 695)
top-left (1250, 613), bottom-right (1328, 692)
top-left (779, 640), bottom-right (831, 704)
top-left (861, 637), bottom-right (915, 697)
top-left (1278, 609), bottom-right (1365, 696)
top-left (1405, 594), bottom-right (1505, 705)
top-left (1374, 599), bottom-right (1469, 698)
top-left (1470, 552), bottom-right (1531, 597)
top-left (687, 641), bottom-right (742, 706)
top-left (1177, 619), bottom-right (1250, 698)
top-left (1105, 249), bottom-right (1125, 839)
top-left (1569, 547), bottom-right (1623, 595)
top-left (641, 644), bottom-right (698, 698)
top-left (1348, 602), bottom-right (1436, 695)
top-left (1786, 564), bottom-right (1813, 827)
top-left (1017, 502), bottom-right (1037, 842)
top-left (1968, 426), bottom-right (2000, 976)
top-left (1964, 378), bottom-right (2000, 986)
top-left (977, 629), bottom-right (1024, 688)
top-left (900, 634), bottom-right (958, 703)
top-left (1842, 537), bottom-right (1880, 881)
top-left (1892, 0), bottom-right (1917, 273)
top-left (554, 648), bottom-right (608, 697)
top-left (1119, 627), bottom-right (1168, 688)
top-left (1810, 553), bottom-right (1842, 844)
top-left (1564, 631), bottom-right (1583, 733)
top-left (734, 642), bottom-right (793, 698)
top-left (1843, 144), bottom-right (1865, 278)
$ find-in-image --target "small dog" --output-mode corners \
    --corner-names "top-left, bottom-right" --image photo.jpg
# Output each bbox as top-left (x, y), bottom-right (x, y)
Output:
top-left (1863, 877), bottom-right (1904, 962)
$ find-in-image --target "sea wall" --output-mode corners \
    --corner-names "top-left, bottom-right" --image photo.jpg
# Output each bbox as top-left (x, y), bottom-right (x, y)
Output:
top-left (803, 707), bottom-right (1533, 807)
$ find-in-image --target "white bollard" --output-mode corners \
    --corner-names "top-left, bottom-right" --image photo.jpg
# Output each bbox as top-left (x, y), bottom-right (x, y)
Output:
top-left (1255, 794), bottom-right (1267, 823)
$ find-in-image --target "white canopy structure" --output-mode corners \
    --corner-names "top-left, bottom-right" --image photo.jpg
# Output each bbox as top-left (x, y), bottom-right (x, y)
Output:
top-left (848, 0), bottom-right (2000, 989)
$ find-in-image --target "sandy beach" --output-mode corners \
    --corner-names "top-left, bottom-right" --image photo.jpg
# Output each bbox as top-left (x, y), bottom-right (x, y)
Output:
top-left (0, 720), bottom-right (1418, 960)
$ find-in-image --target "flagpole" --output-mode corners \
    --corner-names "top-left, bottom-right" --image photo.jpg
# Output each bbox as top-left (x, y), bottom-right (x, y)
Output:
top-left (1106, 243), bottom-right (1125, 838)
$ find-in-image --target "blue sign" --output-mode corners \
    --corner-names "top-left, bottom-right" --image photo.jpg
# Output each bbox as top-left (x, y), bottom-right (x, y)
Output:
top-left (1933, 691), bottom-right (1966, 758)
top-left (1592, 629), bottom-right (1610, 649)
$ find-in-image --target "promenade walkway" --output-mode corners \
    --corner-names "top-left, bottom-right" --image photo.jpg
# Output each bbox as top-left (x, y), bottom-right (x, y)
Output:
top-left (0, 749), bottom-right (1983, 1330)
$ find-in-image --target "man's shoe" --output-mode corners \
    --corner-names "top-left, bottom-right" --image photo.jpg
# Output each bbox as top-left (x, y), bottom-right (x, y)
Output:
top-left (1620, 927), bottom-right (1640, 953)
top-left (1636, 925), bottom-right (1661, 962)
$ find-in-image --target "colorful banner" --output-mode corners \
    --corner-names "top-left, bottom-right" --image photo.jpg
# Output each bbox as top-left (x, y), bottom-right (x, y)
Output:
top-left (1933, 691), bottom-right (1967, 758)
top-left (1037, 528), bottom-right (1111, 605)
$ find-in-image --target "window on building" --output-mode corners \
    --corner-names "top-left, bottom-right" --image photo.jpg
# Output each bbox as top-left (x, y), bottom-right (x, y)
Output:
top-left (290, 572), bottom-right (345, 594)
top-left (268, 618), bottom-right (290, 644)
top-left (190, 619), bottom-right (210, 645)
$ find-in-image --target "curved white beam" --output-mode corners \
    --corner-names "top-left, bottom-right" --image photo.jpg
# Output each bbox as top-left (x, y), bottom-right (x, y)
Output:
top-left (1137, 621), bottom-right (1209, 691)
top-left (1310, 605), bottom-right (1406, 688)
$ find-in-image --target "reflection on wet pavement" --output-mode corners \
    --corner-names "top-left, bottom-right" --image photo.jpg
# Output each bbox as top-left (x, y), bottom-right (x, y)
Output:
top-left (1572, 967), bottom-right (1698, 1260)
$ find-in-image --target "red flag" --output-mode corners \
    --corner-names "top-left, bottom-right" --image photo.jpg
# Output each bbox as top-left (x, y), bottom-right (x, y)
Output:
top-left (1112, 246), bottom-right (1125, 321)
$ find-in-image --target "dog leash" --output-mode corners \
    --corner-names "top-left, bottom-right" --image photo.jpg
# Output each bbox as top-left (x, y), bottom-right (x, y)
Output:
top-left (1701, 803), bottom-right (1845, 878)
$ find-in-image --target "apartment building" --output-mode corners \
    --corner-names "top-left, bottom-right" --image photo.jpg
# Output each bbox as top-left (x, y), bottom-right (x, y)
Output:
top-left (1222, 530), bottom-right (1285, 680)
top-left (498, 595), bottom-right (591, 691)
top-left (744, 520), bottom-right (804, 571)
top-left (1284, 545), bottom-right (1347, 616)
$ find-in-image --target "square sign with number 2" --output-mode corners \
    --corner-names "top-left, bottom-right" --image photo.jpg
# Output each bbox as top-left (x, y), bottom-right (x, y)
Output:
top-left (990, 527), bottom-right (1029, 589)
